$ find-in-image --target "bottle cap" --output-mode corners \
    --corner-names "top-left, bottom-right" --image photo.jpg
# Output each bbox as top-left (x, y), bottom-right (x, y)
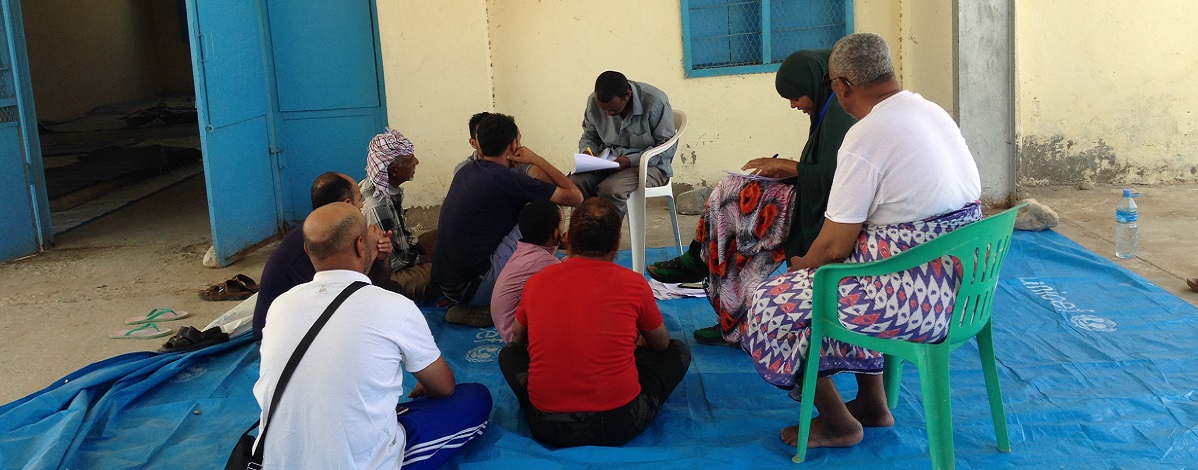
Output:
top-left (1123, 188), bottom-right (1132, 197)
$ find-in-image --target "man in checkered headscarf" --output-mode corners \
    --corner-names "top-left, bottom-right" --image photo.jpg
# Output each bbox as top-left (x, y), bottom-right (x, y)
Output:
top-left (359, 128), bottom-right (439, 301)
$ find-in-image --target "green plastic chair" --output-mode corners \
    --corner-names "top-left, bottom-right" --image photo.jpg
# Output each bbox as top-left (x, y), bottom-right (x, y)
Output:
top-left (794, 204), bottom-right (1025, 469)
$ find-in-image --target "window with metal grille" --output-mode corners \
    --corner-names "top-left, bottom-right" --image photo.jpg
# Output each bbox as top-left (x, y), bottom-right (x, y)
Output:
top-left (681, 0), bottom-right (853, 78)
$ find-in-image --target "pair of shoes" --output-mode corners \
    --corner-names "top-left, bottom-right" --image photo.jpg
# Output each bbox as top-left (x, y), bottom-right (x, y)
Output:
top-left (199, 274), bottom-right (259, 301)
top-left (111, 308), bottom-right (193, 339)
top-left (692, 325), bottom-right (737, 347)
top-left (445, 304), bottom-right (494, 328)
top-left (158, 326), bottom-right (229, 353)
top-left (1187, 278), bottom-right (1198, 293)
top-left (648, 255), bottom-right (707, 283)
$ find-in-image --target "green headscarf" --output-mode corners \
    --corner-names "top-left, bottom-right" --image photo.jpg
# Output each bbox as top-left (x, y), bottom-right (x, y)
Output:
top-left (774, 49), bottom-right (857, 258)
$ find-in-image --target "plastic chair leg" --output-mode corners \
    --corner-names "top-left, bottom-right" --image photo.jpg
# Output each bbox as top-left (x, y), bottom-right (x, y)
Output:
top-left (883, 354), bottom-right (903, 409)
top-left (793, 329), bottom-right (825, 463)
top-left (977, 323), bottom-right (1011, 452)
top-left (665, 195), bottom-right (683, 256)
top-left (917, 351), bottom-right (956, 470)
top-left (628, 189), bottom-right (646, 274)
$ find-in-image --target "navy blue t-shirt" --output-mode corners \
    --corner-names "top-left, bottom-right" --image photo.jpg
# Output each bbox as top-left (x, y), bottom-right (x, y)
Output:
top-left (431, 159), bottom-right (556, 285)
top-left (253, 228), bottom-right (315, 342)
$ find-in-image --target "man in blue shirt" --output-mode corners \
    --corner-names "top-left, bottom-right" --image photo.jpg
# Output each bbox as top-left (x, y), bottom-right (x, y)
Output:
top-left (571, 71), bottom-right (676, 218)
top-left (431, 113), bottom-right (583, 326)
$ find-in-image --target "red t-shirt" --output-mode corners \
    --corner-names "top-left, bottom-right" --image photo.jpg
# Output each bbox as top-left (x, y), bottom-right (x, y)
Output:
top-left (515, 257), bottom-right (664, 413)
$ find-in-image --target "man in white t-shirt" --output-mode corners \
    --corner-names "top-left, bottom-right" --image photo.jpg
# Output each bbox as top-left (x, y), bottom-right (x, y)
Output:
top-left (255, 202), bottom-right (492, 469)
top-left (772, 32), bottom-right (981, 449)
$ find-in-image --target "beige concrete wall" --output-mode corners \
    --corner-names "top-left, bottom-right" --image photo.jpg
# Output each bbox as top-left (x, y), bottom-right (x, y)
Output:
top-left (1016, 1), bottom-right (1198, 185)
top-left (23, 1), bottom-right (165, 120)
top-left (378, 0), bottom-right (495, 207)
top-left (897, 0), bottom-right (955, 113)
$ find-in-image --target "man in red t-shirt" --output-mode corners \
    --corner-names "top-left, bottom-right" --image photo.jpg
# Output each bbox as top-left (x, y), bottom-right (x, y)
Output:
top-left (498, 197), bottom-right (692, 447)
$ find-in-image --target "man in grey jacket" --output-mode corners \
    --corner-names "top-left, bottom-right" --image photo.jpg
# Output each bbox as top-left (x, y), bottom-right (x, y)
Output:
top-left (570, 70), bottom-right (675, 218)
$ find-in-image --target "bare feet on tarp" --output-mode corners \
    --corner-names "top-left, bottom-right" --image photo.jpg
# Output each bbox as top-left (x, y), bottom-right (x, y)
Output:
top-left (845, 398), bottom-right (895, 427)
top-left (780, 416), bottom-right (864, 448)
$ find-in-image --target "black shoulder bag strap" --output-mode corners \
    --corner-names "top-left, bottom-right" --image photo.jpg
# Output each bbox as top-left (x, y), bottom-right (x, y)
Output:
top-left (245, 280), bottom-right (369, 454)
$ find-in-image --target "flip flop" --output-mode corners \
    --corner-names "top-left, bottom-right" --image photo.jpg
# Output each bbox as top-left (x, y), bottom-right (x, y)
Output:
top-left (1187, 278), bottom-right (1198, 293)
top-left (111, 323), bottom-right (173, 340)
top-left (125, 308), bottom-right (190, 325)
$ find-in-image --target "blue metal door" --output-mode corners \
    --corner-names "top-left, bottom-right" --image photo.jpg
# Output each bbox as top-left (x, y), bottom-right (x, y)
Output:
top-left (265, 0), bottom-right (387, 224)
top-left (0, 0), bottom-right (50, 262)
top-left (186, 0), bottom-right (280, 265)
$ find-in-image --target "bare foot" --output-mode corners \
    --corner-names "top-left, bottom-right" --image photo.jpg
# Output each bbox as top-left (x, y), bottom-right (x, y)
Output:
top-left (846, 398), bottom-right (894, 427)
top-left (780, 416), bottom-right (864, 448)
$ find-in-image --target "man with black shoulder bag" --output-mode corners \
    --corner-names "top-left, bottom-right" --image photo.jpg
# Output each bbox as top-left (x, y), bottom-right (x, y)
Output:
top-left (230, 202), bottom-right (492, 469)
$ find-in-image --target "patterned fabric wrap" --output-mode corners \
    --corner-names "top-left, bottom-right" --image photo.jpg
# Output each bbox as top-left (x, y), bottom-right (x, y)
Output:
top-left (366, 128), bottom-right (414, 200)
top-left (698, 174), bottom-right (796, 343)
top-left (740, 202), bottom-right (982, 398)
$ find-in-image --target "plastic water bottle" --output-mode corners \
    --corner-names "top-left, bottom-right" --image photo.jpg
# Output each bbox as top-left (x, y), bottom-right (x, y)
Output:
top-left (1115, 189), bottom-right (1138, 259)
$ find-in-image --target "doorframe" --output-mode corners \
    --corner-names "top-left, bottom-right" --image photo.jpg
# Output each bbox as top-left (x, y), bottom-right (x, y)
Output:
top-left (3, 0), bottom-right (51, 251)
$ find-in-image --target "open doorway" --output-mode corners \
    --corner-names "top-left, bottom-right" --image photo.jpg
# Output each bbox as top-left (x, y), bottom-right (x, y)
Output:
top-left (23, 0), bottom-right (205, 235)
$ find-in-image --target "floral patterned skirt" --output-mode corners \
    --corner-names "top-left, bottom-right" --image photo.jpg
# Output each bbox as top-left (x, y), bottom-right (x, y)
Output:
top-left (698, 175), bottom-right (795, 342)
top-left (740, 202), bottom-right (982, 397)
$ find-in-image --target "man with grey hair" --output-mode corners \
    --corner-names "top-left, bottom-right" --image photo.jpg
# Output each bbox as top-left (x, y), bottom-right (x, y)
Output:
top-left (744, 31), bottom-right (982, 451)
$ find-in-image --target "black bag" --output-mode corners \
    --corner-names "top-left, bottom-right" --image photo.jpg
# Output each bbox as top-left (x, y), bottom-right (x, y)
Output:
top-left (224, 422), bottom-right (263, 470)
top-left (224, 281), bottom-right (367, 470)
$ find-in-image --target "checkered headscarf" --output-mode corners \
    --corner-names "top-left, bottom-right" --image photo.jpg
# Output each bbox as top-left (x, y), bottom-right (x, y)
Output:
top-left (366, 128), bottom-right (415, 199)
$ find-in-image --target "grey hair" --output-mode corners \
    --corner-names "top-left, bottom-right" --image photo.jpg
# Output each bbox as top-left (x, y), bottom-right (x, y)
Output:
top-left (829, 33), bottom-right (896, 87)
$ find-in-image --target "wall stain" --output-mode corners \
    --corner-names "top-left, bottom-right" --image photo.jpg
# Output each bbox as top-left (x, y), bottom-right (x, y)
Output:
top-left (1018, 134), bottom-right (1198, 186)
top-left (1018, 134), bottom-right (1126, 185)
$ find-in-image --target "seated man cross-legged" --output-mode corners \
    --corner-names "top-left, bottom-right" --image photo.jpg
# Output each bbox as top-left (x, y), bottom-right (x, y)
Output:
top-left (256, 202), bottom-right (491, 469)
top-left (499, 197), bottom-right (692, 447)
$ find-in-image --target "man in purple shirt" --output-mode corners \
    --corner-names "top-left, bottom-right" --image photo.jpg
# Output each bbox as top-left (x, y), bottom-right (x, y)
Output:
top-left (490, 200), bottom-right (563, 343)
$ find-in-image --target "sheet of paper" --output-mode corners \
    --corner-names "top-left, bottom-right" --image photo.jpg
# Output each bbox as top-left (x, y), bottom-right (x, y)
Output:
top-left (648, 279), bottom-right (707, 300)
top-left (572, 148), bottom-right (617, 173)
top-left (721, 169), bottom-right (786, 182)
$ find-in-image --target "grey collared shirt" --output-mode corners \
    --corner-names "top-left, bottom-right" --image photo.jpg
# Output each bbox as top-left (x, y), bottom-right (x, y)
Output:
top-left (579, 80), bottom-right (676, 176)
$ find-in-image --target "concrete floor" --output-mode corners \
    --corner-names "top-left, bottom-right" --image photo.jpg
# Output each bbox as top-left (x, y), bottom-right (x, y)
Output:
top-left (0, 178), bottom-right (1193, 404)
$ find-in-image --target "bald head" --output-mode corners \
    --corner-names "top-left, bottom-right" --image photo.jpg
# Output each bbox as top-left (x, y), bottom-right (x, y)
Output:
top-left (303, 202), bottom-right (370, 270)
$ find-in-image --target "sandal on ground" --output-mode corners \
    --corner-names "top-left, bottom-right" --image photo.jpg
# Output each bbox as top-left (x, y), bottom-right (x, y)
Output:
top-left (445, 304), bottom-right (494, 328)
top-left (158, 326), bottom-right (229, 353)
top-left (111, 323), bottom-right (173, 340)
top-left (1187, 278), bottom-right (1198, 293)
top-left (199, 279), bottom-right (253, 301)
top-left (647, 255), bottom-right (707, 284)
top-left (231, 274), bottom-right (259, 293)
top-left (125, 308), bottom-right (190, 325)
top-left (693, 325), bottom-right (738, 347)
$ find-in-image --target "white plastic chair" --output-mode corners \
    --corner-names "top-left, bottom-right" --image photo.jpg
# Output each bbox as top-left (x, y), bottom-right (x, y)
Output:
top-left (628, 109), bottom-right (687, 274)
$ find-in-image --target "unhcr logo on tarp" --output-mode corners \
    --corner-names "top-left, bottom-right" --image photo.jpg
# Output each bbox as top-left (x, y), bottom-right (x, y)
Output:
top-left (1019, 277), bottom-right (1117, 332)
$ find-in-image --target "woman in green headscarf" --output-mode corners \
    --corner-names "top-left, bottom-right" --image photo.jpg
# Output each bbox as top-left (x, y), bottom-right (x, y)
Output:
top-left (647, 50), bottom-right (856, 346)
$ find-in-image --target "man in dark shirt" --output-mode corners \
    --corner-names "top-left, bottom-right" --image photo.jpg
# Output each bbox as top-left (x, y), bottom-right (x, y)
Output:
top-left (252, 172), bottom-right (391, 342)
top-left (431, 113), bottom-right (582, 326)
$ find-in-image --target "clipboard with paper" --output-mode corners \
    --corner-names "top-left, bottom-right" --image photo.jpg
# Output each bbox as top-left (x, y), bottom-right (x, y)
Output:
top-left (571, 148), bottom-right (618, 174)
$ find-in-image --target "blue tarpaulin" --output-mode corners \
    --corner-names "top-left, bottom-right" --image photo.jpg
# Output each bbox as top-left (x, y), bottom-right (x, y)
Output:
top-left (2, 230), bottom-right (1197, 469)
